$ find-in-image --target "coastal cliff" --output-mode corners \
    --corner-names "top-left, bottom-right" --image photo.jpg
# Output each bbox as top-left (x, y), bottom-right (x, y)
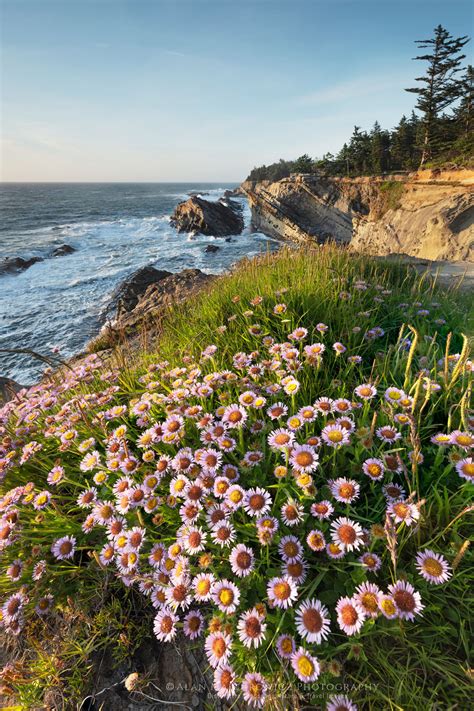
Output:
top-left (242, 170), bottom-right (474, 261)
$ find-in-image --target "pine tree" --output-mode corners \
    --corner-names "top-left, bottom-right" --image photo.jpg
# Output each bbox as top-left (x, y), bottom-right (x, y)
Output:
top-left (455, 64), bottom-right (473, 136)
top-left (370, 121), bottom-right (391, 173)
top-left (406, 25), bottom-right (469, 166)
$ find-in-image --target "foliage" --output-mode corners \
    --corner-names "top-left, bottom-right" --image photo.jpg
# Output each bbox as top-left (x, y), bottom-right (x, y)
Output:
top-left (0, 247), bottom-right (473, 710)
top-left (405, 25), bottom-right (469, 166)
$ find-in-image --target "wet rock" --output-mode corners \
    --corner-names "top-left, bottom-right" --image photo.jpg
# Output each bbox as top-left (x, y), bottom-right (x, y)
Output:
top-left (0, 256), bottom-right (43, 275)
top-left (218, 196), bottom-right (243, 213)
top-left (171, 196), bottom-right (244, 237)
top-left (204, 244), bottom-right (220, 253)
top-left (51, 244), bottom-right (76, 257)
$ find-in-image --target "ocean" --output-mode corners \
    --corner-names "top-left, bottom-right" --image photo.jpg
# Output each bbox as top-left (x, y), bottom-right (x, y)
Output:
top-left (0, 183), bottom-right (275, 384)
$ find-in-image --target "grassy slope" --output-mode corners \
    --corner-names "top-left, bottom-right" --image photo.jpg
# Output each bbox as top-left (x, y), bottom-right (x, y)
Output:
top-left (1, 245), bottom-right (473, 710)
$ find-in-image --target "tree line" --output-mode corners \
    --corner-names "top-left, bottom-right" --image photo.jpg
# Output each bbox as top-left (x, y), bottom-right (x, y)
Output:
top-left (247, 25), bottom-right (472, 181)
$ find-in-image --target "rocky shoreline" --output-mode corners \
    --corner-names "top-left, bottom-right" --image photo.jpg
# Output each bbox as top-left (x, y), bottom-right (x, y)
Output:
top-left (242, 169), bottom-right (474, 261)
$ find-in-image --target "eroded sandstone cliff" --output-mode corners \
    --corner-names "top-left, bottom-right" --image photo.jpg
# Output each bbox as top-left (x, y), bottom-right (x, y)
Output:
top-left (242, 170), bottom-right (474, 261)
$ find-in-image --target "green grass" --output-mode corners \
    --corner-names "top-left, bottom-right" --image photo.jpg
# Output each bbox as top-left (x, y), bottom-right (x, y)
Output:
top-left (0, 245), bottom-right (472, 710)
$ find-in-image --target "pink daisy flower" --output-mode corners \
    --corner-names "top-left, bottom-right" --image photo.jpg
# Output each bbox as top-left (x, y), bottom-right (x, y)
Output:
top-left (212, 580), bottom-right (240, 614)
top-left (354, 582), bottom-right (381, 618)
top-left (51, 535), bottom-right (76, 560)
top-left (229, 544), bottom-right (255, 577)
top-left (237, 607), bottom-right (267, 648)
top-left (153, 608), bottom-right (178, 642)
top-left (295, 598), bottom-right (331, 644)
top-left (276, 633), bottom-right (296, 659)
top-left (289, 444), bottom-right (319, 473)
top-left (183, 610), bottom-right (204, 639)
top-left (291, 646), bottom-right (320, 682)
top-left (329, 477), bottom-right (360, 504)
top-left (241, 672), bottom-right (268, 709)
top-left (267, 576), bottom-right (298, 609)
top-left (326, 694), bottom-right (358, 711)
top-left (336, 597), bottom-right (365, 635)
top-left (330, 517), bottom-right (364, 552)
top-left (205, 631), bottom-right (232, 668)
top-left (415, 549), bottom-right (451, 585)
top-left (213, 663), bottom-right (237, 700)
top-left (388, 580), bottom-right (424, 620)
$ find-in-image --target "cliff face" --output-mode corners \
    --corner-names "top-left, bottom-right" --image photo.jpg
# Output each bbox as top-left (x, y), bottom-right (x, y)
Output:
top-left (242, 170), bottom-right (474, 262)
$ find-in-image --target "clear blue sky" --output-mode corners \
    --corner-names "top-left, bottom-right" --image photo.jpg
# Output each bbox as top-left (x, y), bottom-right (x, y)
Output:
top-left (1, 0), bottom-right (472, 182)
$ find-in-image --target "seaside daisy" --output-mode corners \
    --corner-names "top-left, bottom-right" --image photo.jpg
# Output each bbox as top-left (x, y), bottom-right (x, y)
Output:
top-left (455, 457), bottom-right (474, 482)
top-left (237, 607), bottom-right (267, 648)
top-left (243, 487), bottom-right (272, 517)
top-left (205, 631), bottom-right (232, 668)
top-left (362, 458), bottom-right (385, 481)
top-left (183, 609), bottom-right (204, 639)
top-left (276, 633), bottom-right (296, 659)
top-left (213, 664), bottom-right (237, 700)
top-left (415, 549), bottom-right (451, 585)
top-left (336, 597), bottom-right (365, 635)
top-left (51, 535), bottom-right (76, 560)
top-left (321, 423), bottom-right (350, 448)
top-left (267, 576), bottom-right (298, 609)
top-left (387, 500), bottom-right (420, 526)
top-left (310, 500), bottom-right (334, 520)
top-left (326, 694), bottom-right (358, 711)
top-left (229, 543), bottom-right (255, 577)
top-left (329, 477), bottom-right (360, 503)
top-left (291, 646), bottom-right (320, 682)
top-left (289, 444), bottom-right (319, 473)
top-left (358, 552), bottom-right (382, 572)
top-left (241, 672), bottom-right (268, 709)
top-left (331, 517), bottom-right (364, 552)
top-left (212, 580), bottom-right (240, 614)
top-left (306, 529), bottom-right (326, 552)
top-left (295, 598), bottom-right (331, 644)
top-left (278, 535), bottom-right (303, 563)
top-left (388, 580), bottom-right (424, 620)
top-left (354, 582), bottom-right (381, 618)
top-left (153, 608), bottom-right (178, 642)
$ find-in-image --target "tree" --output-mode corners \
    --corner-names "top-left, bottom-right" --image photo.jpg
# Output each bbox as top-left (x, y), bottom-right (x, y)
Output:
top-left (293, 154), bottom-right (314, 174)
top-left (406, 24), bottom-right (469, 166)
top-left (454, 64), bottom-right (473, 136)
top-left (391, 113), bottom-right (420, 170)
top-left (370, 121), bottom-right (391, 173)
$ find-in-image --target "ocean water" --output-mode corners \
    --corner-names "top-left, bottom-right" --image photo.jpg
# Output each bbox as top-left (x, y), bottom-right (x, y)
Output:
top-left (0, 183), bottom-right (276, 384)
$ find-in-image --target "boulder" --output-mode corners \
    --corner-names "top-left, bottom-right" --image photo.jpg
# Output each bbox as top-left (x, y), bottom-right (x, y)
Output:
top-left (51, 244), bottom-right (76, 257)
top-left (171, 196), bottom-right (244, 236)
top-left (107, 266), bottom-right (172, 316)
top-left (205, 244), bottom-right (220, 253)
top-left (0, 256), bottom-right (43, 275)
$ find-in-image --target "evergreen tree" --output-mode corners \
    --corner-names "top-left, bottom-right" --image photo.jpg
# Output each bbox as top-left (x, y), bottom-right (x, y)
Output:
top-left (455, 64), bottom-right (473, 136)
top-left (406, 24), bottom-right (469, 166)
top-left (370, 121), bottom-right (391, 173)
top-left (391, 114), bottom-right (420, 170)
top-left (293, 154), bottom-right (314, 173)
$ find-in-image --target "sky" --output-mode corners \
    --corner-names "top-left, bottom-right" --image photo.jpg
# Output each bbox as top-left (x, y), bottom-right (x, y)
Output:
top-left (1, 0), bottom-right (472, 182)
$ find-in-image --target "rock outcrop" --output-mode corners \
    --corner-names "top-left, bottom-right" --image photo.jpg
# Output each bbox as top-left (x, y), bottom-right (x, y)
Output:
top-left (0, 256), bottom-right (43, 275)
top-left (93, 268), bottom-right (215, 350)
top-left (171, 196), bottom-right (244, 236)
top-left (51, 244), bottom-right (76, 257)
top-left (107, 266), bottom-right (172, 316)
top-left (242, 170), bottom-right (474, 261)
